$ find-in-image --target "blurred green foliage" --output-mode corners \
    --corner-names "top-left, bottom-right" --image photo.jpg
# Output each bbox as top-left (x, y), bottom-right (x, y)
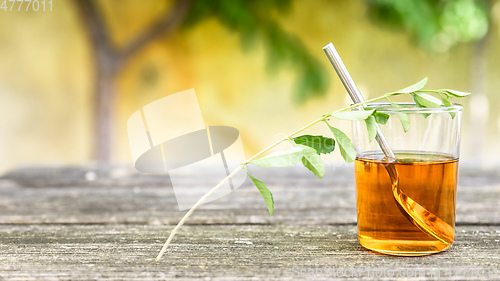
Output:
top-left (363, 0), bottom-right (490, 52)
top-left (181, 0), bottom-right (328, 103)
top-left (174, 0), bottom-right (491, 102)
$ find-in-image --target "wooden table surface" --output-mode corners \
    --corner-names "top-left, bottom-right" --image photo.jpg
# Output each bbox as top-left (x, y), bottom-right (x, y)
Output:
top-left (0, 165), bottom-right (499, 280)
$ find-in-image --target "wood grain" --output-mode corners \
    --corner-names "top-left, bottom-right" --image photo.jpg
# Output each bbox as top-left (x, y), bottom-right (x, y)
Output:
top-left (0, 165), bottom-right (498, 280)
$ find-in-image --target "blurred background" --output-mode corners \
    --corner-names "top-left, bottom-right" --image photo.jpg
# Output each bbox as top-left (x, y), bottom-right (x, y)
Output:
top-left (0, 0), bottom-right (499, 174)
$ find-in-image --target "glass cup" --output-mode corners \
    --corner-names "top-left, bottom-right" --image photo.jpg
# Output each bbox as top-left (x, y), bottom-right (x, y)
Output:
top-left (352, 102), bottom-right (463, 256)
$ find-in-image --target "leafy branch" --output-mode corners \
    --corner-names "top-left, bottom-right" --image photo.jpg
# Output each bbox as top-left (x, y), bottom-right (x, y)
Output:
top-left (155, 77), bottom-right (469, 262)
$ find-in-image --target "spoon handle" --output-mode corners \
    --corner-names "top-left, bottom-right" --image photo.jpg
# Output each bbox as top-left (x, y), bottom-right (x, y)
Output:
top-left (323, 43), bottom-right (395, 160)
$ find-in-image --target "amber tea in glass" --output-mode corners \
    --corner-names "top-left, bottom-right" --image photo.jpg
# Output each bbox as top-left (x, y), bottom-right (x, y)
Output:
top-left (352, 103), bottom-right (462, 256)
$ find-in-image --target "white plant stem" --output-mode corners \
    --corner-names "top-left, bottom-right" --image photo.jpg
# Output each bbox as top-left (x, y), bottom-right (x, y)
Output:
top-left (155, 93), bottom-right (407, 262)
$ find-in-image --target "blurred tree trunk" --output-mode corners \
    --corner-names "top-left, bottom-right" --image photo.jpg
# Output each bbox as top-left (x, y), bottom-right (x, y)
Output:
top-left (74, 0), bottom-right (190, 163)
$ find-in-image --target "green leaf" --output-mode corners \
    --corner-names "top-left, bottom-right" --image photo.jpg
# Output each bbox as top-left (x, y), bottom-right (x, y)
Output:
top-left (440, 96), bottom-right (456, 119)
top-left (444, 89), bottom-right (470, 97)
top-left (365, 116), bottom-right (377, 143)
top-left (373, 111), bottom-right (390, 125)
top-left (326, 124), bottom-right (357, 163)
top-left (397, 112), bottom-right (411, 132)
top-left (330, 109), bottom-right (375, 121)
top-left (295, 144), bottom-right (325, 179)
top-left (250, 146), bottom-right (303, 168)
top-left (246, 170), bottom-right (274, 215)
top-left (412, 92), bottom-right (443, 108)
top-left (412, 96), bottom-right (431, 118)
top-left (389, 77), bottom-right (428, 94)
top-left (390, 102), bottom-right (410, 132)
top-left (413, 92), bottom-right (444, 119)
top-left (292, 135), bottom-right (335, 154)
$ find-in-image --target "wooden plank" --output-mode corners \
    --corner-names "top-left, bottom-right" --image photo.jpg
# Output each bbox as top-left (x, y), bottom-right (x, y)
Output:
top-left (0, 224), bottom-right (498, 280)
top-left (0, 166), bottom-right (499, 280)
top-left (0, 166), bottom-right (499, 225)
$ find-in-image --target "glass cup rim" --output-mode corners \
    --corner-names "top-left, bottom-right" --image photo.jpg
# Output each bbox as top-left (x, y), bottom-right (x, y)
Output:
top-left (358, 102), bottom-right (463, 114)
